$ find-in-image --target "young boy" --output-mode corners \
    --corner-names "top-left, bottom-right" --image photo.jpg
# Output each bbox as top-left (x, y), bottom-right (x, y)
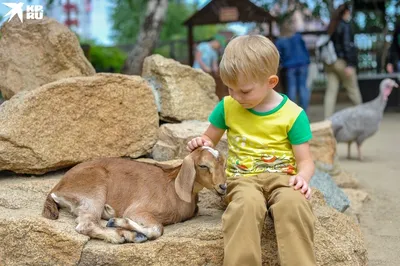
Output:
top-left (187, 35), bottom-right (316, 266)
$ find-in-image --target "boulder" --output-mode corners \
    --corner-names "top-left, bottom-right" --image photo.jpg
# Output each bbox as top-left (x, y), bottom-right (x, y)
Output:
top-left (310, 120), bottom-right (336, 166)
top-left (309, 169), bottom-right (350, 212)
top-left (152, 120), bottom-right (228, 161)
top-left (311, 121), bottom-right (359, 188)
top-left (0, 74), bottom-right (159, 174)
top-left (142, 54), bottom-right (219, 122)
top-left (0, 170), bottom-right (367, 266)
top-left (0, 15), bottom-right (95, 100)
top-left (343, 188), bottom-right (370, 215)
top-left (332, 170), bottom-right (361, 189)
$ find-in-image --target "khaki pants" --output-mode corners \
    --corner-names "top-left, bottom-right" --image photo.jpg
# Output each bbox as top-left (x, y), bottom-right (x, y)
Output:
top-left (222, 173), bottom-right (316, 266)
top-left (324, 59), bottom-right (362, 118)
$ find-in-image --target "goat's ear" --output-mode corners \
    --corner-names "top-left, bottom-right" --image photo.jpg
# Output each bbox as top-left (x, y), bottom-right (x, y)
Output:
top-left (175, 155), bottom-right (196, 203)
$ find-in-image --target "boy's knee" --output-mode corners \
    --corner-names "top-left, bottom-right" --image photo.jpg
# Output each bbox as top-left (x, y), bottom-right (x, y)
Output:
top-left (227, 191), bottom-right (266, 216)
top-left (272, 190), bottom-right (313, 217)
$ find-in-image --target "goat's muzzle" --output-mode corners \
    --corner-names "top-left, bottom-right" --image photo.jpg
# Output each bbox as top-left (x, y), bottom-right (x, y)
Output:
top-left (214, 183), bottom-right (227, 196)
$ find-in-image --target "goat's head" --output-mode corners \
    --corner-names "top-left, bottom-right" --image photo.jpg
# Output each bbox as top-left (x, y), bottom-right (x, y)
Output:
top-left (175, 146), bottom-right (227, 203)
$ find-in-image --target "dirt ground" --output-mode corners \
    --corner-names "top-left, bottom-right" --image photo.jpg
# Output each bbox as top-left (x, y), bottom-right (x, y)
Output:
top-left (309, 104), bottom-right (400, 266)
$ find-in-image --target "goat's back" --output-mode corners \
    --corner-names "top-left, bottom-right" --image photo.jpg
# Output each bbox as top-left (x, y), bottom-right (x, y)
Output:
top-left (56, 158), bottom-right (184, 220)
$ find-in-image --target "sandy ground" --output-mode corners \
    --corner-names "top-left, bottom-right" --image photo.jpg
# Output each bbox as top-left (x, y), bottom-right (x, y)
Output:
top-left (309, 104), bottom-right (400, 266)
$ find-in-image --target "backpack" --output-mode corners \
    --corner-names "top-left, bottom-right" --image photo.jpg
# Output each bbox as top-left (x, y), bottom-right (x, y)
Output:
top-left (316, 35), bottom-right (337, 65)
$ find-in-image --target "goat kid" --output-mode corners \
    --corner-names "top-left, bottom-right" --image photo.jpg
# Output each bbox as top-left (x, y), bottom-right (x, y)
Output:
top-left (42, 147), bottom-right (226, 244)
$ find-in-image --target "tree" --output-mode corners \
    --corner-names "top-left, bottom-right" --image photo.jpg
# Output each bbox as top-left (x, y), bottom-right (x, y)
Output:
top-left (121, 0), bottom-right (169, 75)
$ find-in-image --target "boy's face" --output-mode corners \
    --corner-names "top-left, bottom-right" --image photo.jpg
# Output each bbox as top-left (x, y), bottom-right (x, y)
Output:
top-left (227, 75), bottom-right (278, 109)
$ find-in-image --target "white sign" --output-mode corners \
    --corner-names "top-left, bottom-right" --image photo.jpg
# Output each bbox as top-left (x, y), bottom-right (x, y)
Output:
top-left (3, 2), bottom-right (44, 23)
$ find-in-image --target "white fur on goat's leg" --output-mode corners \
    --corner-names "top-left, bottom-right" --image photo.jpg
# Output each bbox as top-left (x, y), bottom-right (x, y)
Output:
top-left (107, 212), bottom-right (163, 240)
top-left (101, 204), bottom-right (115, 220)
top-left (73, 197), bottom-right (127, 243)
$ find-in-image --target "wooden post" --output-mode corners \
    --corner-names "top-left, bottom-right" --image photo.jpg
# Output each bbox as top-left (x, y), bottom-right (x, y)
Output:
top-left (188, 24), bottom-right (194, 66)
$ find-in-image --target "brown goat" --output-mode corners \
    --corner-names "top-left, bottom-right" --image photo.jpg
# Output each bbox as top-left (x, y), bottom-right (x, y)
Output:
top-left (42, 147), bottom-right (226, 244)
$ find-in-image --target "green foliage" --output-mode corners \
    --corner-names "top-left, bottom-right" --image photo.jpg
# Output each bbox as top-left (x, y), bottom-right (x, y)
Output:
top-left (194, 25), bottom-right (226, 42)
top-left (110, 0), bottom-right (226, 45)
top-left (159, 2), bottom-right (193, 41)
top-left (110, 0), bottom-right (148, 45)
top-left (88, 45), bottom-right (127, 73)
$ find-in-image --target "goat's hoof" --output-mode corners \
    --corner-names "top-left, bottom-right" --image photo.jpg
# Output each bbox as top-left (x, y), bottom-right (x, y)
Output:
top-left (134, 232), bottom-right (148, 243)
top-left (106, 218), bottom-right (116, 227)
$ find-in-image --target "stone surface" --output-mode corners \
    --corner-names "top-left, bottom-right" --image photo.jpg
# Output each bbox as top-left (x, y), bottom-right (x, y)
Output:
top-left (343, 188), bottom-right (370, 215)
top-left (332, 170), bottom-right (361, 189)
top-left (309, 169), bottom-right (350, 212)
top-left (311, 121), bottom-right (359, 189)
top-left (310, 120), bottom-right (336, 166)
top-left (0, 73), bottom-right (159, 174)
top-left (151, 120), bottom-right (228, 161)
top-left (0, 15), bottom-right (95, 100)
top-left (0, 172), bottom-right (88, 266)
top-left (0, 170), bottom-right (367, 266)
top-left (142, 54), bottom-right (219, 122)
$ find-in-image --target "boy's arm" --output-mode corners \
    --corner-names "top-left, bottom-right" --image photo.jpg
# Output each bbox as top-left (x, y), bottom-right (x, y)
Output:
top-left (187, 125), bottom-right (225, 151)
top-left (287, 110), bottom-right (314, 199)
top-left (203, 124), bottom-right (225, 147)
top-left (292, 142), bottom-right (315, 183)
top-left (290, 142), bottom-right (314, 199)
top-left (187, 99), bottom-right (227, 151)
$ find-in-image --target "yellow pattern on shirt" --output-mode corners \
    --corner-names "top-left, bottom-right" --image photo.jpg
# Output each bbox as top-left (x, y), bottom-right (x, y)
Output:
top-left (224, 96), bottom-right (303, 178)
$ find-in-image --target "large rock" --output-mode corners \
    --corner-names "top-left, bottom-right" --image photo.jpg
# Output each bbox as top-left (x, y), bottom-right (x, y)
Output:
top-left (311, 121), bottom-right (359, 188)
top-left (0, 170), bottom-right (367, 266)
top-left (151, 120), bottom-right (228, 161)
top-left (0, 172), bottom-right (89, 266)
top-left (310, 120), bottom-right (336, 166)
top-left (0, 74), bottom-right (159, 174)
top-left (0, 15), bottom-right (95, 100)
top-left (142, 54), bottom-right (219, 122)
top-left (343, 188), bottom-right (370, 216)
top-left (332, 169), bottom-right (361, 189)
top-left (309, 169), bottom-right (350, 212)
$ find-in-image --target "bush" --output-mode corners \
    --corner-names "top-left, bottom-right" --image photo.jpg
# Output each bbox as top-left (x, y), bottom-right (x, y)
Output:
top-left (88, 45), bottom-right (127, 73)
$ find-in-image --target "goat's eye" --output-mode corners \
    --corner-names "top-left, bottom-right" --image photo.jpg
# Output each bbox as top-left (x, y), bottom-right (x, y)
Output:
top-left (198, 164), bottom-right (209, 170)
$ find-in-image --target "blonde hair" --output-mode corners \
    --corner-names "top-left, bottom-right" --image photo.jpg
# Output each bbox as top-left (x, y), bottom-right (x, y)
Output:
top-left (219, 35), bottom-right (280, 88)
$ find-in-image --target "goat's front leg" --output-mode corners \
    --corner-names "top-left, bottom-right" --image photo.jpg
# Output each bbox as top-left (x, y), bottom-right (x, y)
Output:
top-left (106, 211), bottom-right (164, 240)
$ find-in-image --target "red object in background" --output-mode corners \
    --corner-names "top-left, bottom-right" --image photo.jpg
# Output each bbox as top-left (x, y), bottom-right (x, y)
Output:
top-left (65, 19), bottom-right (79, 26)
top-left (85, 0), bottom-right (92, 12)
top-left (63, 3), bottom-right (78, 13)
top-left (63, 0), bottom-right (79, 28)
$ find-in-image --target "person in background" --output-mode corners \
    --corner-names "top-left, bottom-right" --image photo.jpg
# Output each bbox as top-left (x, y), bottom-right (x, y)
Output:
top-left (386, 20), bottom-right (400, 73)
top-left (193, 34), bottom-right (227, 74)
top-left (324, 2), bottom-right (362, 118)
top-left (276, 19), bottom-right (311, 112)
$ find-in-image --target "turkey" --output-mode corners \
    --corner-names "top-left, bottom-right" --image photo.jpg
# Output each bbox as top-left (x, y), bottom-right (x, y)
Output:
top-left (328, 78), bottom-right (398, 160)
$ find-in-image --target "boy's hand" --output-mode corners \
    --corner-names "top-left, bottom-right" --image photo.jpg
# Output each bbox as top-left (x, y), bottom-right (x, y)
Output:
top-left (186, 137), bottom-right (213, 152)
top-left (289, 175), bottom-right (312, 200)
